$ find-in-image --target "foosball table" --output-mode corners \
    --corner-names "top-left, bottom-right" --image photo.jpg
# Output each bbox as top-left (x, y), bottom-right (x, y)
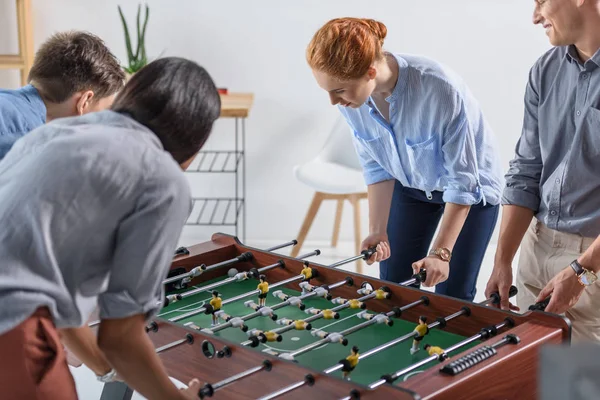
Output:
top-left (101, 233), bottom-right (571, 400)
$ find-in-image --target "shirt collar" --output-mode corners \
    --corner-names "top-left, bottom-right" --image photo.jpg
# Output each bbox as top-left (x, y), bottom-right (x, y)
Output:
top-left (20, 84), bottom-right (46, 122)
top-left (388, 53), bottom-right (409, 101)
top-left (98, 110), bottom-right (164, 150)
top-left (565, 45), bottom-right (579, 64)
top-left (565, 45), bottom-right (600, 69)
top-left (364, 53), bottom-right (408, 107)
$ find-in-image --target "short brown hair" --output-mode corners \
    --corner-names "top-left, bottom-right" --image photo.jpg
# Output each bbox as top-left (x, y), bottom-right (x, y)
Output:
top-left (307, 18), bottom-right (387, 81)
top-left (28, 31), bottom-right (125, 103)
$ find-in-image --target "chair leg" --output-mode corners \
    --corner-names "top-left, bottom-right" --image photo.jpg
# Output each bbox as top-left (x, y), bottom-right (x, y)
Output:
top-left (291, 192), bottom-right (324, 257)
top-left (349, 194), bottom-right (363, 275)
top-left (331, 198), bottom-right (345, 248)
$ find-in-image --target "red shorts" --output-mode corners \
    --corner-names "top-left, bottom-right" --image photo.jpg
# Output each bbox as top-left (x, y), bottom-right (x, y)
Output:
top-left (0, 307), bottom-right (78, 400)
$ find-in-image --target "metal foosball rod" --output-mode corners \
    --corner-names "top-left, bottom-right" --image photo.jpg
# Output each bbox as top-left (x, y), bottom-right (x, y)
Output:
top-left (241, 270), bottom-right (427, 348)
top-left (155, 333), bottom-right (194, 354)
top-left (163, 251), bottom-right (253, 285)
top-left (265, 240), bottom-right (298, 252)
top-left (208, 277), bottom-right (352, 335)
top-left (278, 298), bottom-right (426, 362)
top-left (198, 360), bottom-right (273, 399)
top-left (167, 248), bottom-right (378, 324)
top-left (350, 318), bottom-right (516, 399)
top-left (89, 252), bottom-right (320, 329)
top-left (194, 269), bottom-right (421, 398)
top-left (257, 287), bottom-right (518, 400)
top-left (164, 240), bottom-right (304, 287)
top-left (167, 249), bottom-right (321, 304)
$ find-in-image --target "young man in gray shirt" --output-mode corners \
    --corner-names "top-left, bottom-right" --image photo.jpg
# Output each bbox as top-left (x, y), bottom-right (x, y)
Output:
top-left (0, 57), bottom-right (221, 399)
top-left (485, 0), bottom-right (600, 342)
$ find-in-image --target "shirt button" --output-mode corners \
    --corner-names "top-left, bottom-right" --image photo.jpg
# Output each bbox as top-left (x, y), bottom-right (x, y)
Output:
top-left (550, 210), bottom-right (557, 216)
top-left (555, 178), bottom-right (560, 184)
top-left (576, 110), bottom-right (581, 116)
top-left (582, 73), bottom-right (588, 79)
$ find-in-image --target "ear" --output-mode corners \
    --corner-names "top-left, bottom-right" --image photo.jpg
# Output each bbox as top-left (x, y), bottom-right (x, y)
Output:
top-left (76, 90), bottom-right (95, 115)
top-left (366, 66), bottom-right (377, 80)
top-left (180, 152), bottom-right (198, 170)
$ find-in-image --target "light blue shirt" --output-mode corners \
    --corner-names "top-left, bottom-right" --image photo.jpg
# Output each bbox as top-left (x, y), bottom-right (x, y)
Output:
top-left (338, 54), bottom-right (504, 206)
top-left (0, 84), bottom-right (46, 160)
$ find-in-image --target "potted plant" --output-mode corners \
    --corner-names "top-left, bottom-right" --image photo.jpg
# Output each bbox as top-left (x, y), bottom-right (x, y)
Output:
top-left (118, 3), bottom-right (150, 78)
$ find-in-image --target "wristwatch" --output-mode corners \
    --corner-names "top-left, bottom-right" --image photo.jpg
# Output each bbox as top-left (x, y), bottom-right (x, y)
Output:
top-left (569, 260), bottom-right (598, 286)
top-left (429, 247), bottom-right (452, 262)
top-left (97, 368), bottom-right (117, 383)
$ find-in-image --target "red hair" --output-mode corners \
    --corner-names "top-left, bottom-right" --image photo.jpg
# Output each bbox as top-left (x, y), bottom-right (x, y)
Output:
top-left (306, 18), bottom-right (387, 81)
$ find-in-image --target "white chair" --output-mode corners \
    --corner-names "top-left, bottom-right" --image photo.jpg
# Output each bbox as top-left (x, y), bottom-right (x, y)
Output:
top-left (291, 117), bottom-right (368, 273)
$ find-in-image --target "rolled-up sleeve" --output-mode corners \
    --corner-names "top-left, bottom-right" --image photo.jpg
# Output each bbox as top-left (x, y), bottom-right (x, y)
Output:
top-left (501, 67), bottom-right (542, 212)
top-left (98, 172), bottom-right (192, 321)
top-left (440, 90), bottom-right (483, 205)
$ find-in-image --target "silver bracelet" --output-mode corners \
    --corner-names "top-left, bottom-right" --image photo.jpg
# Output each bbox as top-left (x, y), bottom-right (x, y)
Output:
top-left (97, 368), bottom-right (117, 383)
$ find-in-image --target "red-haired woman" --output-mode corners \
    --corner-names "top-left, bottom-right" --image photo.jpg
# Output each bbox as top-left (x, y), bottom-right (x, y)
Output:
top-left (306, 18), bottom-right (504, 301)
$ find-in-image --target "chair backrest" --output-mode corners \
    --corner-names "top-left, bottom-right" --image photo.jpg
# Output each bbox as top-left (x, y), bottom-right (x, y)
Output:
top-left (316, 116), bottom-right (362, 170)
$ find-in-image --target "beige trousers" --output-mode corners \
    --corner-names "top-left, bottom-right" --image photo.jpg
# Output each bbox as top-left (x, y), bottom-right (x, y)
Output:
top-left (516, 218), bottom-right (600, 343)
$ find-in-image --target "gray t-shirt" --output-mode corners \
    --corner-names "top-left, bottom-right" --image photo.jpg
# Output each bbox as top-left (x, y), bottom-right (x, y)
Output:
top-left (0, 110), bottom-right (192, 334)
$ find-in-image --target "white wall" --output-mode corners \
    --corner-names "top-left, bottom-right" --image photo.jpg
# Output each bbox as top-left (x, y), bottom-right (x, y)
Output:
top-left (0, 0), bottom-right (551, 246)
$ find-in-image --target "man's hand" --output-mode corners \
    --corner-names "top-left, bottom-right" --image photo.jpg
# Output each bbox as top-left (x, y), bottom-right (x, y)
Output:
top-left (412, 256), bottom-right (449, 287)
top-left (360, 233), bottom-right (390, 265)
top-left (485, 262), bottom-right (520, 311)
top-left (536, 266), bottom-right (585, 315)
top-left (180, 379), bottom-right (201, 399)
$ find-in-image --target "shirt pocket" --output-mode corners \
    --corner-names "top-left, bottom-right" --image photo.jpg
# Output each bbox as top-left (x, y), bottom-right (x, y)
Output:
top-left (404, 135), bottom-right (442, 188)
top-left (355, 133), bottom-right (402, 177)
top-left (583, 107), bottom-right (600, 156)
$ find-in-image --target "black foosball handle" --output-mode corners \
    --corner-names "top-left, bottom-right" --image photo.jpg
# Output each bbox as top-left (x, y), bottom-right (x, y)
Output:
top-left (361, 246), bottom-right (378, 260)
top-left (528, 296), bottom-right (551, 312)
top-left (174, 246), bottom-right (189, 256)
top-left (490, 285), bottom-right (518, 305)
top-left (411, 268), bottom-right (427, 284)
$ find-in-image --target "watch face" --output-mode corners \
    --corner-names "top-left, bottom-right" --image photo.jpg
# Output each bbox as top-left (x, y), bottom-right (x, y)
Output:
top-left (581, 271), bottom-right (598, 286)
top-left (439, 249), bottom-right (451, 261)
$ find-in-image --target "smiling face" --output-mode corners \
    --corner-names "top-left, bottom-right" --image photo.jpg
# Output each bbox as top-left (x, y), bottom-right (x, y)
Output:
top-left (312, 68), bottom-right (376, 108)
top-left (532, 0), bottom-right (584, 46)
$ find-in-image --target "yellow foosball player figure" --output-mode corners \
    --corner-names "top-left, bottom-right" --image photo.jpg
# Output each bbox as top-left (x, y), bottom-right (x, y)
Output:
top-left (209, 291), bottom-right (222, 326)
top-left (339, 346), bottom-right (360, 381)
top-left (301, 262), bottom-right (313, 279)
top-left (300, 262), bottom-right (313, 294)
top-left (424, 344), bottom-right (445, 358)
top-left (410, 316), bottom-right (429, 355)
top-left (257, 274), bottom-right (269, 307)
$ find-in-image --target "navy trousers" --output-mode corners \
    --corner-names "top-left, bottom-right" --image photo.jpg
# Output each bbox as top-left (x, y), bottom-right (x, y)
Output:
top-left (380, 182), bottom-right (499, 301)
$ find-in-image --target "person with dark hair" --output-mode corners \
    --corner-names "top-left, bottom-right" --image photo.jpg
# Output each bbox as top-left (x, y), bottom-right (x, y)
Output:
top-left (0, 30), bottom-right (125, 160)
top-left (0, 56), bottom-right (221, 399)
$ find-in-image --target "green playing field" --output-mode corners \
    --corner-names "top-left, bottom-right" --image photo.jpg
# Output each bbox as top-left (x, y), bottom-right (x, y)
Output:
top-left (159, 275), bottom-right (478, 386)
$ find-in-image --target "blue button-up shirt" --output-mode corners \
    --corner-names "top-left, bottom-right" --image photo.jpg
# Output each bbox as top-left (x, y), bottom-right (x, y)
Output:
top-left (338, 54), bottom-right (504, 206)
top-left (502, 45), bottom-right (600, 237)
top-left (0, 85), bottom-right (46, 160)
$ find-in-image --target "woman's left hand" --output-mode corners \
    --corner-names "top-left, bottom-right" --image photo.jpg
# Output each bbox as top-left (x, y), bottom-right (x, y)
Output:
top-left (412, 256), bottom-right (449, 287)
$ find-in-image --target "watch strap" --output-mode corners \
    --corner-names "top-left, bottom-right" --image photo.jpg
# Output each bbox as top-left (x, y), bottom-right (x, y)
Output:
top-left (570, 260), bottom-right (584, 276)
top-left (97, 368), bottom-right (117, 383)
